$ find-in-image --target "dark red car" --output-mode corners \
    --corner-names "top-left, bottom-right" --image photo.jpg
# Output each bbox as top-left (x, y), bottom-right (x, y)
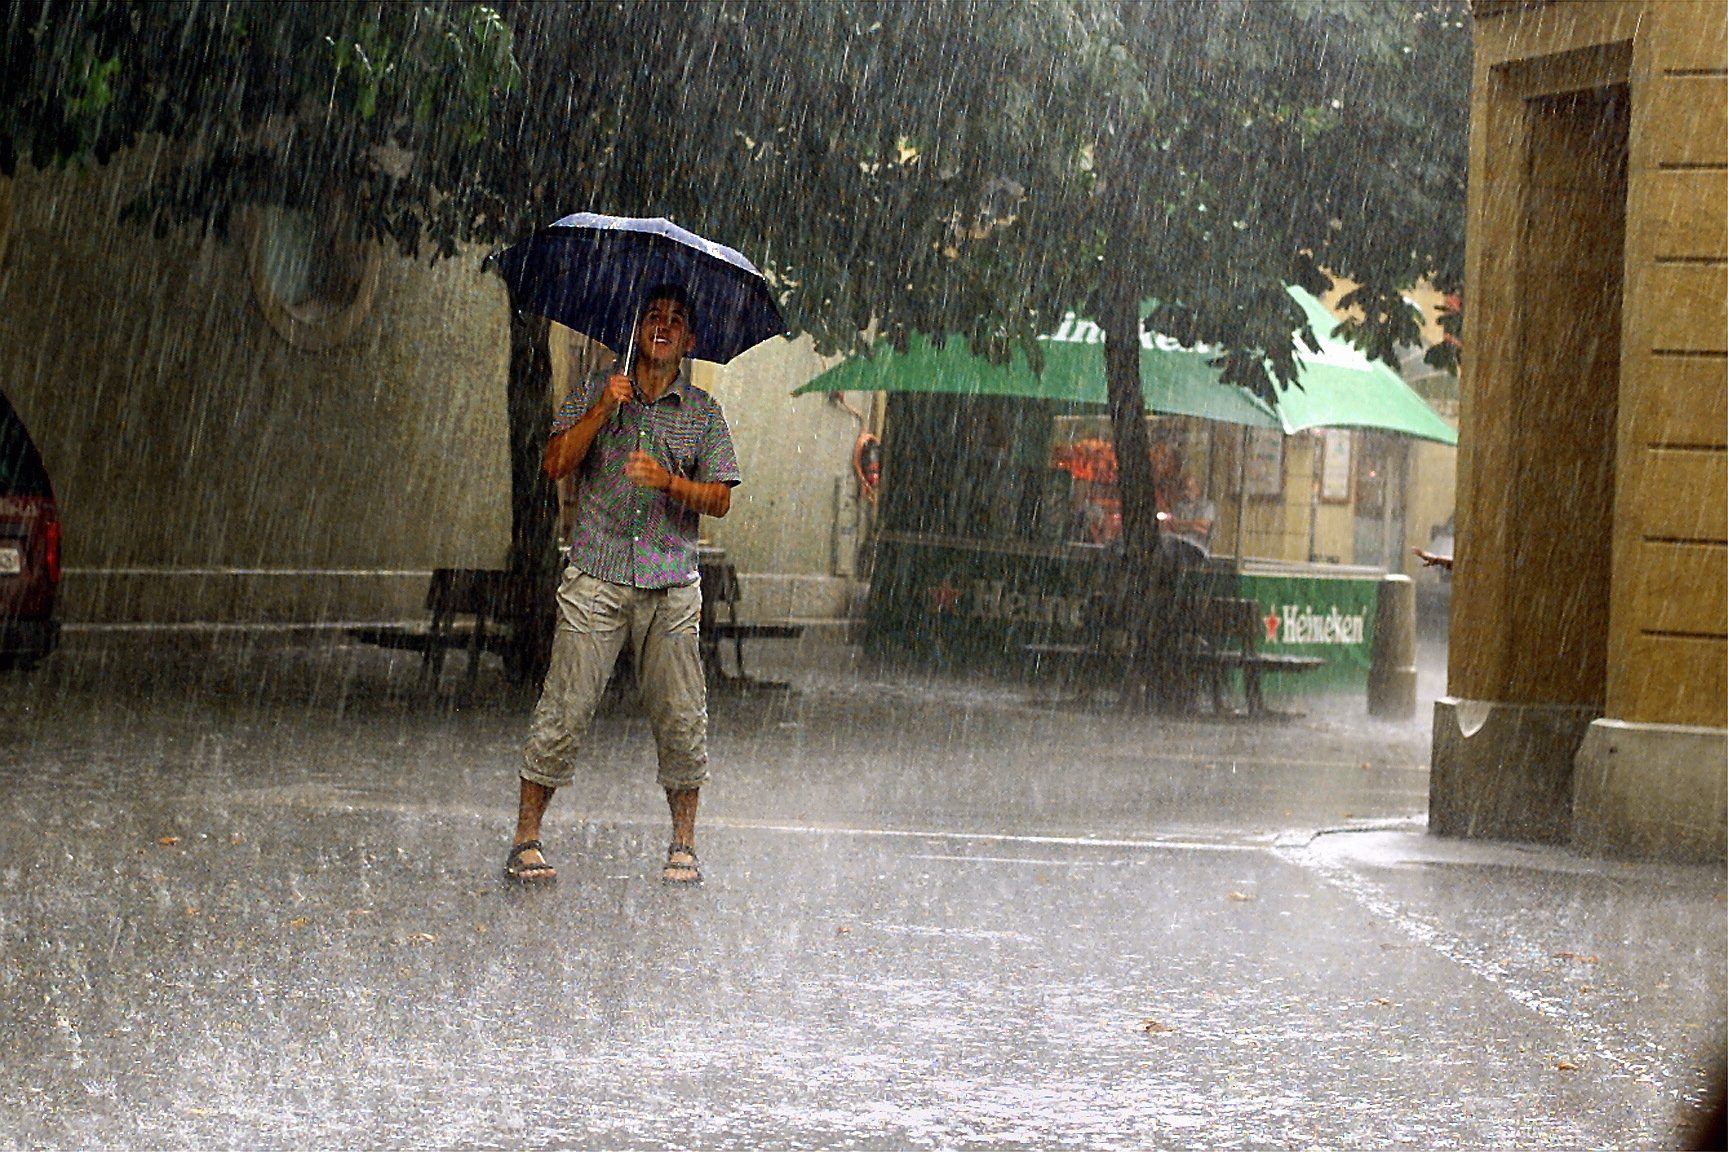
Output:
top-left (0, 389), bottom-right (59, 669)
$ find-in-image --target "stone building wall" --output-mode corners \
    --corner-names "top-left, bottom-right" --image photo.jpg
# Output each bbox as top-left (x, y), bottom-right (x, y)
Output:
top-left (0, 145), bottom-right (512, 624)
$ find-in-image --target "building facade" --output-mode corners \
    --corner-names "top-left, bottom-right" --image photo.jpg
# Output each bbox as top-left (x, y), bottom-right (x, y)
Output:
top-left (1434, 0), bottom-right (1728, 860)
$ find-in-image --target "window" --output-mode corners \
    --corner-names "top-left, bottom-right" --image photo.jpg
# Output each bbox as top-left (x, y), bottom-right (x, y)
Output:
top-left (246, 202), bottom-right (381, 350)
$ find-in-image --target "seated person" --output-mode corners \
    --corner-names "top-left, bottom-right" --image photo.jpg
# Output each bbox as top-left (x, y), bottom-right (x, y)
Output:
top-left (1163, 474), bottom-right (1215, 556)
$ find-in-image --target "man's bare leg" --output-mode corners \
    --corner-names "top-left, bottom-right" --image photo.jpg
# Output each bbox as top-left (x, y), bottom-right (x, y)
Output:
top-left (509, 778), bottom-right (556, 877)
top-left (664, 787), bottom-right (700, 882)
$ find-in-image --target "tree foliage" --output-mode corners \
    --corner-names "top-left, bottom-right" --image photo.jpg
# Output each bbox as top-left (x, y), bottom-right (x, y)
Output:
top-left (2, 1), bottom-right (520, 251)
top-left (5, 0), bottom-right (1467, 374)
top-left (475, 1), bottom-right (1467, 383)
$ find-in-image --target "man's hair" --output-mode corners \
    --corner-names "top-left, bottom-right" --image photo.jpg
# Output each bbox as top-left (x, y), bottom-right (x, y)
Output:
top-left (642, 283), bottom-right (695, 331)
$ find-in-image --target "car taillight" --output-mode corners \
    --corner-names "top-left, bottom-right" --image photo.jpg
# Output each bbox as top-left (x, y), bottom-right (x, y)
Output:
top-left (43, 517), bottom-right (60, 584)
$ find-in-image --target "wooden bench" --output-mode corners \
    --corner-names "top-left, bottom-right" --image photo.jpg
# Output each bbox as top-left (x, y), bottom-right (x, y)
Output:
top-left (1023, 636), bottom-right (1123, 696)
top-left (1186, 596), bottom-right (1326, 714)
top-left (1024, 595), bottom-right (1324, 713)
top-left (353, 564), bottom-right (811, 689)
top-left (699, 562), bottom-right (804, 684)
top-left (348, 568), bottom-right (512, 688)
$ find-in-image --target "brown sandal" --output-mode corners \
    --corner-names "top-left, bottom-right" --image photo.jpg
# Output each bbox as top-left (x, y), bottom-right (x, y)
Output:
top-left (662, 842), bottom-right (702, 886)
top-left (505, 839), bottom-right (557, 885)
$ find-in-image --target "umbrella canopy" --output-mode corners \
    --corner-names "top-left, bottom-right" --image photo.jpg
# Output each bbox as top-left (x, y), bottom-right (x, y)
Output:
top-left (1266, 288), bottom-right (1458, 443)
top-left (795, 327), bottom-right (1283, 428)
top-left (494, 213), bottom-right (787, 364)
top-left (795, 286), bottom-right (1457, 446)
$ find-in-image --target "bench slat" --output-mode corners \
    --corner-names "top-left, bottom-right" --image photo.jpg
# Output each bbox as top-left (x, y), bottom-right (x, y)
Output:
top-left (1024, 643), bottom-right (1103, 658)
top-left (709, 623), bottom-right (805, 640)
top-left (346, 625), bottom-right (510, 656)
top-left (1191, 652), bottom-right (1326, 671)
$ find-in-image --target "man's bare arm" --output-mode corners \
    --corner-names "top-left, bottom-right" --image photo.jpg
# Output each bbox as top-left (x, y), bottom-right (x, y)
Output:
top-left (666, 475), bottom-right (732, 518)
top-left (1165, 516), bottom-right (1212, 537)
top-left (623, 451), bottom-right (732, 518)
top-left (543, 374), bottom-right (632, 480)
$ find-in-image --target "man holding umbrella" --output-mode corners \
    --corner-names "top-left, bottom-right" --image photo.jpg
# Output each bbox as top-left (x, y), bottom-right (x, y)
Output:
top-left (506, 284), bottom-right (740, 886)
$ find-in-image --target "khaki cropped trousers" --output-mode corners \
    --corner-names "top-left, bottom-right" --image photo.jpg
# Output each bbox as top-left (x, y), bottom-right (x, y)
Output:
top-left (521, 568), bottom-right (709, 792)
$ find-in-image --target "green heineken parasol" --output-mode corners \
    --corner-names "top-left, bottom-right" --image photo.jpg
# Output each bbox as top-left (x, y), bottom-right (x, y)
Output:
top-left (794, 286), bottom-right (1457, 446)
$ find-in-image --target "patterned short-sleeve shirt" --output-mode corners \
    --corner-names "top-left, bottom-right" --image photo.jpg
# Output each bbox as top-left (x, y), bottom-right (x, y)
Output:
top-left (553, 366), bottom-right (742, 589)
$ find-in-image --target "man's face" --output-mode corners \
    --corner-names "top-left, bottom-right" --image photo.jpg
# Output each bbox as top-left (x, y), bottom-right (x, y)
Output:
top-left (637, 297), bottom-right (696, 365)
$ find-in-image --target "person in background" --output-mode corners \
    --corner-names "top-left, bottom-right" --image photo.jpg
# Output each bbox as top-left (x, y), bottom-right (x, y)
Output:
top-left (1165, 473), bottom-right (1216, 556)
top-left (1148, 437), bottom-right (1183, 516)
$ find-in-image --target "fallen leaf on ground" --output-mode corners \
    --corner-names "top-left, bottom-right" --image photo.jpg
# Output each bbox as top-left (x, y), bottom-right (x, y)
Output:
top-left (157, 836), bottom-right (180, 847)
top-left (1139, 1019), bottom-right (1174, 1033)
top-left (1555, 1060), bottom-right (1580, 1071)
top-left (406, 933), bottom-right (436, 943)
top-left (1226, 891), bottom-right (1255, 902)
top-left (285, 916), bottom-right (308, 928)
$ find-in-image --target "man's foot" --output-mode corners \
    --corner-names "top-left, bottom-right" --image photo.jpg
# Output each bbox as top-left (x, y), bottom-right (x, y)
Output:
top-left (505, 839), bottom-right (557, 885)
top-left (662, 842), bottom-right (701, 886)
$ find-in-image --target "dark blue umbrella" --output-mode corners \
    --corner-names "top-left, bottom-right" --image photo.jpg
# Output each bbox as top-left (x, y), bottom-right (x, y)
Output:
top-left (494, 213), bottom-right (787, 365)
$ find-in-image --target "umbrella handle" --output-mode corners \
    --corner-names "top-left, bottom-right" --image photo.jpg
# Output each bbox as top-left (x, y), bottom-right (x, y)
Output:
top-left (615, 312), bottom-right (641, 426)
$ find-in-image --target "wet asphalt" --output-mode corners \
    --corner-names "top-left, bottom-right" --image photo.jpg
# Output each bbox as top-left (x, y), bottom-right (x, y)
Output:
top-left (0, 632), bottom-right (1723, 1148)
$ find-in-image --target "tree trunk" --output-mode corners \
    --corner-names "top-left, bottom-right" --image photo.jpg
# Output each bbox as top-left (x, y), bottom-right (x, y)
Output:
top-left (1099, 265), bottom-right (1158, 565)
top-left (504, 308), bottom-right (559, 686)
top-left (1098, 232), bottom-right (1182, 709)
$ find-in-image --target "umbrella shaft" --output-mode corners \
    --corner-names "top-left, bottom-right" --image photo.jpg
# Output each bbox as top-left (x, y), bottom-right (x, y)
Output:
top-left (615, 312), bottom-right (641, 426)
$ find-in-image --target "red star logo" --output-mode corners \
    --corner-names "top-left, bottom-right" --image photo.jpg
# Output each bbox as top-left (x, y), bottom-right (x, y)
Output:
top-left (1264, 611), bottom-right (1281, 643)
top-left (928, 581), bottom-right (962, 614)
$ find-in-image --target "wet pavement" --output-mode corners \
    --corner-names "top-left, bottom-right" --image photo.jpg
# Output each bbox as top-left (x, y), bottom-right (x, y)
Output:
top-left (1, 632), bottom-right (1723, 1148)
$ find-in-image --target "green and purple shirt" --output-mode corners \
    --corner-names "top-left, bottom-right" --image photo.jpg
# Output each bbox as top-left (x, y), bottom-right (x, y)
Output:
top-left (553, 366), bottom-right (741, 589)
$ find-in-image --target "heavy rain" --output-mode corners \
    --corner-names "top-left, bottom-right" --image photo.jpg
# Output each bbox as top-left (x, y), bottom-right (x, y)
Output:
top-left (0, 1), bottom-right (1724, 1147)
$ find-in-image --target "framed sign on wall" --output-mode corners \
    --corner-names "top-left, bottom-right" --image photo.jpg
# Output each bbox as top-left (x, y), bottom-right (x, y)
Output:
top-left (1244, 427), bottom-right (1285, 498)
top-left (1320, 428), bottom-right (1352, 502)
